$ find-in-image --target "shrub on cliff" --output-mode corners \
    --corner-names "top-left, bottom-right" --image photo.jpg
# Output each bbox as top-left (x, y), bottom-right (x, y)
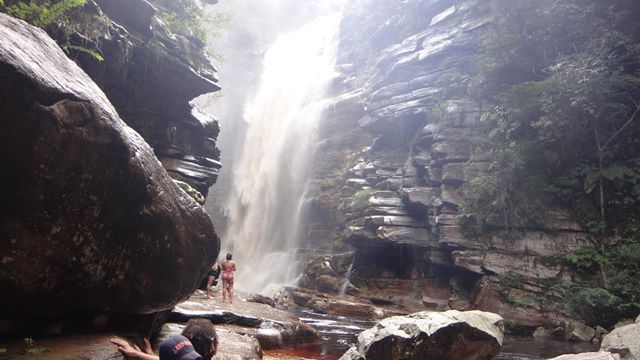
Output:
top-left (462, 0), bottom-right (640, 236)
top-left (565, 237), bottom-right (640, 326)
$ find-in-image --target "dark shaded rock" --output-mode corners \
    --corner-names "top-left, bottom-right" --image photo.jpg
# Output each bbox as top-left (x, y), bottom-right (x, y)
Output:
top-left (568, 321), bottom-right (596, 343)
top-left (169, 307), bottom-right (263, 328)
top-left (401, 187), bottom-right (441, 214)
top-left (340, 310), bottom-right (504, 360)
top-left (0, 14), bottom-right (218, 318)
top-left (56, 0), bottom-right (222, 197)
top-left (247, 294), bottom-right (276, 308)
top-left (298, 253), bottom-right (358, 294)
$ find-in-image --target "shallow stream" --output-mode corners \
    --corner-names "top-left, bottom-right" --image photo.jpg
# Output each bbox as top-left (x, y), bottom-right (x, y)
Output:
top-left (268, 309), bottom-right (597, 360)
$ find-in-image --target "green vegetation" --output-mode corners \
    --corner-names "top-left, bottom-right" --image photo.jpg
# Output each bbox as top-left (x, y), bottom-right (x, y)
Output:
top-left (160, 6), bottom-right (229, 45)
top-left (498, 274), bottom-right (524, 290)
top-left (65, 44), bottom-right (103, 62)
top-left (22, 338), bottom-right (50, 355)
top-left (1, 0), bottom-right (85, 27)
top-left (565, 237), bottom-right (640, 326)
top-left (460, 0), bottom-right (640, 236)
top-left (0, 0), bottom-right (104, 62)
top-left (348, 188), bottom-right (375, 213)
top-left (436, 0), bottom-right (640, 326)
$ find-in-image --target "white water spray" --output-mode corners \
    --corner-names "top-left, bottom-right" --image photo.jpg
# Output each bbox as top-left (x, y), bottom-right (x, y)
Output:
top-left (222, 14), bottom-right (341, 293)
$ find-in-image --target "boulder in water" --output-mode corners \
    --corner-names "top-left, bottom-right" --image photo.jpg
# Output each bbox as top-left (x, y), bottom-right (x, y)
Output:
top-left (600, 320), bottom-right (640, 360)
top-left (548, 352), bottom-right (621, 360)
top-left (340, 310), bottom-right (504, 360)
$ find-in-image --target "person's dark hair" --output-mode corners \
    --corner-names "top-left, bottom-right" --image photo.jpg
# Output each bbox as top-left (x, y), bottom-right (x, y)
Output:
top-left (182, 319), bottom-right (218, 359)
top-left (226, 253), bottom-right (232, 260)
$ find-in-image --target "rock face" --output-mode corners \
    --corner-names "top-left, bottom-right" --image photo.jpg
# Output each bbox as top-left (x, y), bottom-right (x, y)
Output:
top-left (600, 321), bottom-right (640, 360)
top-left (299, 0), bottom-right (590, 332)
top-left (0, 13), bottom-right (218, 320)
top-left (340, 310), bottom-right (504, 360)
top-left (47, 0), bottom-right (223, 200)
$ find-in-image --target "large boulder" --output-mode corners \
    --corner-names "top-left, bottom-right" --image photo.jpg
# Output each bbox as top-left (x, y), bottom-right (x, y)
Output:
top-left (548, 353), bottom-right (621, 360)
top-left (0, 14), bottom-right (218, 320)
top-left (340, 310), bottom-right (504, 360)
top-left (600, 321), bottom-right (640, 360)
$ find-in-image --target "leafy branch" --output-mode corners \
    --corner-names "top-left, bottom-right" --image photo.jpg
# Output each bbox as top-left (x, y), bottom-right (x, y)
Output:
top-left (1, 0), bottom-right (86, 28)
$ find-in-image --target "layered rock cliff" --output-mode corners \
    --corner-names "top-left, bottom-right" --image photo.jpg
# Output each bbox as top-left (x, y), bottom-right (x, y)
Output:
top-left (38, 0), bottom-right (223, 200)
top-left (300, 0), bottom-right (596, 333)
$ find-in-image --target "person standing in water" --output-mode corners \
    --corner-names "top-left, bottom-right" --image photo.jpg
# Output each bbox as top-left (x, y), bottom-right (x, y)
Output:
top-left (221, 253), bottom-right (236, 304)
top-left (206, 261), bottom-right (221, 299)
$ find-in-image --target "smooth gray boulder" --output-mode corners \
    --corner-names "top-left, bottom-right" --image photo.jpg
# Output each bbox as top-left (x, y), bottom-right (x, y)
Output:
top-left (340, 310), bottom-right (504, 360)
top-left (600, 321), bottom-right (640, 360)
top-left (548, 352), bottom-right (621, 360)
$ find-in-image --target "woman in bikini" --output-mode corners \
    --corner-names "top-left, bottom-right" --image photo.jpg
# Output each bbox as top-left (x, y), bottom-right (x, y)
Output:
top-left (221, 253), bottom-right (236, 304)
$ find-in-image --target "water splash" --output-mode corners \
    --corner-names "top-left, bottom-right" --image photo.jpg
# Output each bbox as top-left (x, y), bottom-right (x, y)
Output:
top-left (338, 260), bottom-right (354, 297)
top-left (222, 14), bottom-right (342, 293)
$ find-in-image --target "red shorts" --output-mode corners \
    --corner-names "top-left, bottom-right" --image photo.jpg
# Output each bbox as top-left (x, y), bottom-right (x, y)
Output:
top-left (222, 271), bottom-right (234, 281)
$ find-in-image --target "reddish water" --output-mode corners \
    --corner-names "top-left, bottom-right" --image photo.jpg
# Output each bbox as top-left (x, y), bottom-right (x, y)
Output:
top-left (264, 348), bottom-right (339, 360)
top-left (0, 309), bottom-right (597, 360)
top-left (288, 309), bottom-right (597, 360)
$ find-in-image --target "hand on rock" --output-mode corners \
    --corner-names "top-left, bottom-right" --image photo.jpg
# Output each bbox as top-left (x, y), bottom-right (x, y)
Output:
top-left (110, 338), bottom-right (158, 360)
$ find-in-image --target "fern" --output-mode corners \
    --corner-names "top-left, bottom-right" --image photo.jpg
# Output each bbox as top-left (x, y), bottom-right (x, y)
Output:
top-left (3, 0), bottom-right (86, 27)
top-left (66, 44), bottom-right (103, 62)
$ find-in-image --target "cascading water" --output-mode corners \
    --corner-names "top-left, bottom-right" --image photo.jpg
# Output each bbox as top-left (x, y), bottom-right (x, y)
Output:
top-left (222, 14), bottom-right (341, 293)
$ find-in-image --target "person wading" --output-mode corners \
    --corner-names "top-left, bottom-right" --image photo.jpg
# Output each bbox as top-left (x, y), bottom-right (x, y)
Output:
top-left (221, 253), bottom-right (236, 304)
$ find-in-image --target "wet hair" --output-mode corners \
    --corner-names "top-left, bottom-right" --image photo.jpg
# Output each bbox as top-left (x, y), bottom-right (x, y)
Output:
top-left (181, 318), bottom-right (218, 358)
top-left (226, 253), bottom-right (232, 260)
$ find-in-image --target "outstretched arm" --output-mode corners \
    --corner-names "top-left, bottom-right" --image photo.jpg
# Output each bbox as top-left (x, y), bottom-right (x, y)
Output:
top-left (110, 338), bottom-right (158, 360)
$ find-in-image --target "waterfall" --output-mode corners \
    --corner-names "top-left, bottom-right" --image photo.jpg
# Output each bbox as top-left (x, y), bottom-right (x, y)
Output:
top-left (222, 14), bottom-right (341, 294)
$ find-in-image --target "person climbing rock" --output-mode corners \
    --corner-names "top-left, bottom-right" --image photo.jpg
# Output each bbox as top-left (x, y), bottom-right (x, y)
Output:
top-left (112, 335), bottom-right (201, 360)
top-left (111, 319), bottom-right (218, 360)
top-left (181, 318), bottom-right (218, 359)
top-left (206, 261), bottom-right (221, 299)
top-left (158, 335), bottom-right (202, 360)
top-left (221, 253), bottom-right (236, 304)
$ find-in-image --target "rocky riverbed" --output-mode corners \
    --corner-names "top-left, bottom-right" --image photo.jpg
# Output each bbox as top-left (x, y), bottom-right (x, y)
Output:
top-left (3, 288), bottom-right (631, 360)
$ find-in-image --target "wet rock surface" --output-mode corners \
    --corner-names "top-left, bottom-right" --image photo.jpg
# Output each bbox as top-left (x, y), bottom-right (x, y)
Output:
top-left (0, 13), bottom-right (218, 321)
top-left (171, 290), bottom-right (321, 351)
top-left (340, 310), bottom-right (504, 360)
